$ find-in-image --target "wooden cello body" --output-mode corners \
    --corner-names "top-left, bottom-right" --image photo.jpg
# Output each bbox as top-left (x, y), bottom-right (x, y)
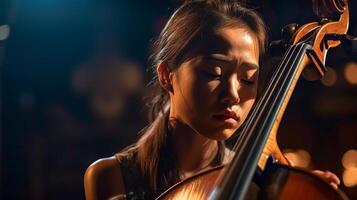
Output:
top-left (157, 0), bottom-right (352, 199)
top-left (156, 161), bottom-right (349, 200)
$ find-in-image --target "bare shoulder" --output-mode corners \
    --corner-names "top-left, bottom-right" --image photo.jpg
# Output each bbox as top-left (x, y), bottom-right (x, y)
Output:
top-left (84, 156), bottom-right (126, 200)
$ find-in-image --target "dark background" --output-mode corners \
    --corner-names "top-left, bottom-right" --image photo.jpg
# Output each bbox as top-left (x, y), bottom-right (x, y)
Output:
top-left (1, 0), bottom-right (356, 199)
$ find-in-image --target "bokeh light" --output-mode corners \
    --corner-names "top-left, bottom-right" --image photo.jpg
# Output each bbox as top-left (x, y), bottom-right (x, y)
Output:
top-left (342, 149), bottom-right (357, 169)
top-left (342, 149), bottom-right (357, 187)
top-left (283, 149), bottom-right (311, 168)
top-left (0, 24), bottom-right (10, 40)
top-left (344, 62), bottom-right (357, 85)
top-left (343, 167), bottom-right (357, 187)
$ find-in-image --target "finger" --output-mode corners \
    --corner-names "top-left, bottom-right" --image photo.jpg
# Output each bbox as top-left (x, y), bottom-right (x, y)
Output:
top-left (325, 171), bottom-right (341, 185)
top-left (330, 182), bottom-right (338, 190)
top-left (312, 170), bottom-right (325, 177)
top-left (312, 170), bottom-right (340, 185)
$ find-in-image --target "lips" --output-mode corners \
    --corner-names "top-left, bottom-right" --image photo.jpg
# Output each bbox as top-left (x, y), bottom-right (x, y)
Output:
top-left (212, 109), bottom-right (239, 121)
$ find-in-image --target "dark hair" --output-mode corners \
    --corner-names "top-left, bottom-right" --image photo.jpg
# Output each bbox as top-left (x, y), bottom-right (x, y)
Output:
top-left (131, 0), bottom-right (267, 191)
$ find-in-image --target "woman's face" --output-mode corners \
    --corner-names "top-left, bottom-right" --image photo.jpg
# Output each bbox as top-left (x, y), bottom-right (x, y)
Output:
top-left (169, 27), bottom-right (260, 140)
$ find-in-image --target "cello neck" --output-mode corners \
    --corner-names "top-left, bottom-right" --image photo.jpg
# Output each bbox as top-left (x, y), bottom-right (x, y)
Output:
top-left (214, 42), bottom-right (312, 200)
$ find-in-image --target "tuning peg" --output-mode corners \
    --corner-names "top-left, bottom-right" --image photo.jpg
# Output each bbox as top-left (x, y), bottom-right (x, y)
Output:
top-left (269, 39), bottom-right (285, 57)
top-left (269, 23), bottom-right (299, 57)
top-left (326, 33), bottom-right (357, 43)
top-left (325, 34), bottom-right (357, 58)
top-left (281, 23), bottom-right (299, 44)
top-left (326, 34), bottom-right (357, 54)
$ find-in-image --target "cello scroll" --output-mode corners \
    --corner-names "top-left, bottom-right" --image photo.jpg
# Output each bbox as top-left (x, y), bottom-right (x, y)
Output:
top-left (292, 0), bottom-right (350, 80)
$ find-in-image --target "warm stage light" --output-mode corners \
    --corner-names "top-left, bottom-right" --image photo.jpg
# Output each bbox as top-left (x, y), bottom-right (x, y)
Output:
top-left (343, 167), bottom-right (357, 187)
top-left (341, 149), bottom-right (357, 187)
top-left (283, 149), bottom-right (311, 168)
top-left (342, 149), bottom-right (357, 169)
top-left (344, 62), bottom-right (357, 85)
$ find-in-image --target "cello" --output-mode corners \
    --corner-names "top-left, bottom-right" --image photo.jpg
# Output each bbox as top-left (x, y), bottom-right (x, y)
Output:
top-left (156, 0), bottom-right (353, 199)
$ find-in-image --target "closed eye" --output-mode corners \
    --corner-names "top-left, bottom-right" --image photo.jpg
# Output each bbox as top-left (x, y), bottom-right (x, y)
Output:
top-left (202, 71), bottom-right (222, 80)
top-left (241, 79), bottom-right (256, 85)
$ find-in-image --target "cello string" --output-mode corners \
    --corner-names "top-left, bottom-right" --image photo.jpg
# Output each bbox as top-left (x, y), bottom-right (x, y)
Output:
top-left (227, 43), bottom-right (306, 175)
top-left (218, 43), bottom-right (305, 199)
top-left (230, 44), bottom-right (295, 152)
top-left (244, 43), bottom-right (308, 154)
top-left (231, 43), bottom-right (298, 152)
top-left (221, 43), bottom-right (308, 200)
top-left (236, 43), bottom-right (307, 156)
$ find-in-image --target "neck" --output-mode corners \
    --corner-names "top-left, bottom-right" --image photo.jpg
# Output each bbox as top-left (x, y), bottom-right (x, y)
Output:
top-left (169, 119), bottom-right (219, 179)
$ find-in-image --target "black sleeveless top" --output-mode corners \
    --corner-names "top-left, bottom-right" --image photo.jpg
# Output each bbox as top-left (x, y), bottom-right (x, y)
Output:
top-left (114, 142), bottom-right (227, 200)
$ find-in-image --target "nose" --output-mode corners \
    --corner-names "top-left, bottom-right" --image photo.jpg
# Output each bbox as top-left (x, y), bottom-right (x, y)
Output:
top-left (220, 77), bottom-right (240, 105)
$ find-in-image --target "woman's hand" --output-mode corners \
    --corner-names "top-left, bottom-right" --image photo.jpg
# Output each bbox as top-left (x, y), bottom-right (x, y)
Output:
top-left (312, 170), bottom-right (341, 189)
top-left (284, 155), bottom-right (341, 189)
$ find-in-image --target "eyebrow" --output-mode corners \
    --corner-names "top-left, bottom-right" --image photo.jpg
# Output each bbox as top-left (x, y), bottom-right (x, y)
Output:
top-left (203, 54), bottom-right (260, 70)
top-left (204, 54), bottom-right (232, 63)
top-left (244, 63), bottom-right (260, 70)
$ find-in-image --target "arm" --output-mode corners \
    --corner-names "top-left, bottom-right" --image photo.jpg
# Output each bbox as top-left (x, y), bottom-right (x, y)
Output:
top-left (84, 156), bottom-right (126, 200)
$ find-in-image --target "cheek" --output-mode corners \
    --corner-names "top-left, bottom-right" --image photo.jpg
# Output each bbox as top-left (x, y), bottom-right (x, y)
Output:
top-left (193, 77), bottom-right (219, 98)
top-left (175, 67), bottom-right (212, 99)
top-left (241, 98), bottom-right (255, 117)
top-left (238, 86), bottom-right (257, 121)
top-left (172, 71), bottom-right (216, 117)
top-left (240, 85), bottom-right (258, 102)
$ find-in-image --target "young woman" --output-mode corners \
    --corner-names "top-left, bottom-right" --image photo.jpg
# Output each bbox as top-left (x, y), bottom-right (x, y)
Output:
top-left (84, 1), bottom-right (340, 199)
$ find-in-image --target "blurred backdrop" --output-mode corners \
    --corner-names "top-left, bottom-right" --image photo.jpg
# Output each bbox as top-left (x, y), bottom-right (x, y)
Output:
top-left (1, 0), bottom-right (356, 199)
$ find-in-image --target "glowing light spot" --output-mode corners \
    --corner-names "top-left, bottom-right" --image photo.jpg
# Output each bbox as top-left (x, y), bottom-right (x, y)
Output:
top-left (343, 167), bottom-right (357, 187)
top-left (342, 149), bottom-right (357, 169)
top-left (0, 25), bottom-right (10, 41)
top-left (344, 62), bottom-right (357, 85)
top-left (283, 149), bottom-right (311, 168)
top-left (320, 67), bottom-right (337, 87)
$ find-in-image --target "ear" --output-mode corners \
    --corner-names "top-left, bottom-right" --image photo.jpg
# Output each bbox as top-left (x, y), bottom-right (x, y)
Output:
top-left (157, 61), bottom-right (174, 92)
